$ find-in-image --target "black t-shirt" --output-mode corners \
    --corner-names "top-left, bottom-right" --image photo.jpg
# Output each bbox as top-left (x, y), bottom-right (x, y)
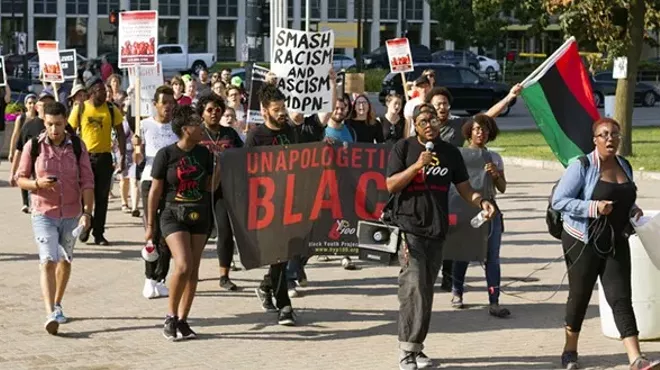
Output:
top-left (151, 144), bottom-right (214, 204)
top-left (295, 115), bottom-right (325, 143)
top-left (245, 122), bottom-right (299, 147)
top-left (0, 95), bottom-right (7, 132)
top-left (439, 117), bottom-right (468, 147)
top-left (16, 118), bottom-right (46, 152)
top-left (199, 125), bottom-right (243, 199)
top-left (346, 119), bottom-right (385, 143)
top-left (387, 137), bottom-right (470, 239)
top-left (378, 115), bottom-right (405, 144)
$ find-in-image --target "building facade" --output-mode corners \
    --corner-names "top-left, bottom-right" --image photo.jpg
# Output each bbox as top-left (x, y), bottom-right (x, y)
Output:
top-left (0, 0), bottom-right (432, 61)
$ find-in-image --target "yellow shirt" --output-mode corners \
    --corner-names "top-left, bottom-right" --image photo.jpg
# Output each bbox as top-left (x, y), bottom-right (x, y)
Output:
top-left (68, 101), bottom-right (123, 154)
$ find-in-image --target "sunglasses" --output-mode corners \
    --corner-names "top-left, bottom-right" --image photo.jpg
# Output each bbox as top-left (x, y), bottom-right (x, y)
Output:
top-left (205, 107), bottom-right (221, 113)
top-left (416, 119), bottom-right (441, 128)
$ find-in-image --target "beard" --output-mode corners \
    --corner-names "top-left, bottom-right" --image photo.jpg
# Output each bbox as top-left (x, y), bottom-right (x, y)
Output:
top-left (267, 113), bottom-right (287, 128)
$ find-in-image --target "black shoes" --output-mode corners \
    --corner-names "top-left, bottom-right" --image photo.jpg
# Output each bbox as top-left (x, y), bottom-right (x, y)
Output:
top-left (93, 236), bottom-right (110, 246)
top-left (255, 288), bottom-right (277, 313)
top-left (219, 276), bottom-right (238, 291)
top-left (177, 320), bottom-right (197, 340)
top-left (163, 315), bottom-right (178, 341)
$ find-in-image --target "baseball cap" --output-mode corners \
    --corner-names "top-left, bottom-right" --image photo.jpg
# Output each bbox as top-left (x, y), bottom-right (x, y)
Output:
top-left (231, 76), bottom-right (243, 87)
top-left (85, 75), bottom-right (104, 89)
top-left (414, 75), bottom-right (431, 87)
top-left (413, 103), bottom-right (437, 121)
top-left (38, 91), bottom-right (55, 102)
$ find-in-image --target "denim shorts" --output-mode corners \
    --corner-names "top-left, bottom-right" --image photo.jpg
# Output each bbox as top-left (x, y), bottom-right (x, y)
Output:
top-left (31, 214), bottom-right (80, 264)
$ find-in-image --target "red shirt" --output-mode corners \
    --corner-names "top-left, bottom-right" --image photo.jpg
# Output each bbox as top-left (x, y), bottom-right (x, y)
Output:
top-left (177, 95), bottom-right (193, 106)
top-left (101, 62), bottom-right (113, 81)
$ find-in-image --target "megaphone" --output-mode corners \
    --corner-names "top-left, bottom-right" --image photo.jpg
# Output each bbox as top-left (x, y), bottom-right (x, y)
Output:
top-left (356, 220), bottom-right (401, 265)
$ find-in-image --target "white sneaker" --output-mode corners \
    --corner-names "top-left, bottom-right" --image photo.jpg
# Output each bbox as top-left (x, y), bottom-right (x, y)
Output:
top-left (143, 279), bottom-right (157, 299)
top-left (155, 281), bottom-right (169, 297)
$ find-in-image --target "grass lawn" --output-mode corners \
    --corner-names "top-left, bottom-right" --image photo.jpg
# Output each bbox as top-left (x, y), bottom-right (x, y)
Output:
top-left (493, 127), bottom-right (660, 172)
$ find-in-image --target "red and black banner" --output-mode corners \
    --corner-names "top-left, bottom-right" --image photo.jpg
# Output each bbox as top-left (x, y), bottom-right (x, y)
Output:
top-left (220, 142), bottom-right (391, 270)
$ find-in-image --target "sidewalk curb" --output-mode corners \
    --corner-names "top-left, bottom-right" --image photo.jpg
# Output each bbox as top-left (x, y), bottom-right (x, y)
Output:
top-left (502, 156), bottom-right (660, 182)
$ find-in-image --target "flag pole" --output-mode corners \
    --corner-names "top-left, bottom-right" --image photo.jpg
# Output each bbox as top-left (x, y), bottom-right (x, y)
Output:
top-left (521, 36), bottom-right (576, 88)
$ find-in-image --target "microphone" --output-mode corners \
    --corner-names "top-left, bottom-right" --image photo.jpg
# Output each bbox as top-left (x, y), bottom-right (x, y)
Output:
top-left (425, 142), bottom-right (434, 152)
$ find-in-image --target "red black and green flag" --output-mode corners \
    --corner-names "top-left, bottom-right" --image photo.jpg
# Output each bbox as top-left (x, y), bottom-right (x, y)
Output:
top-left (521, 37), bottom-right (599, 167)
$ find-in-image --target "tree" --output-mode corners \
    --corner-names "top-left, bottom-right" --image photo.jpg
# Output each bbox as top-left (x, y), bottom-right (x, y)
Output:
top-left (547, 0), bottom-right (660, 156)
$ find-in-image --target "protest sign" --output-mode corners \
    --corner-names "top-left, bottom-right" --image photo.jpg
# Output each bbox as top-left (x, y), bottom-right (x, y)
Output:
top-left (128, 62), bottom-right (163, 117)
top-left (271, 27), bottom-right (335, 115)
top-left (59, 49), bottom-right (78, 80)
top-left (247, 64), bottom-right (269, 125)
top-left (0, 56), bottom-right (6, 87)
top-left (118, 10), bottom-right (158, 68)
top-left (386, 38), bottom-right (414, 74)
top-left (36, 41), bottom-right (64, 83)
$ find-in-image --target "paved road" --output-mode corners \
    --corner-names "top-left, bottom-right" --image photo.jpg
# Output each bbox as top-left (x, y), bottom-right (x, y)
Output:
top-left (0, 162), bottom-right (659, 369)
top-left (368, 93), bottom-right (660, 131)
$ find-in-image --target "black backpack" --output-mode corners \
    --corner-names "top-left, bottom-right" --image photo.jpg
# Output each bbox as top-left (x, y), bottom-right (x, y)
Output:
top-left (30, 136), bottom-right (83, 179)
top-left (546, 156), bottom-right (590, 240)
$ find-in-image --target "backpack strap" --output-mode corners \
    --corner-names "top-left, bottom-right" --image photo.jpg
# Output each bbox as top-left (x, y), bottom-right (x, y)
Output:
top-left (577, 155), bottom-right (589, 168)
top-left (107, 102), bottom-right (116, 126)
top-left (71, 135), bottom-right (82, 163)
top-left (30, 137), bottom-right (40, 179)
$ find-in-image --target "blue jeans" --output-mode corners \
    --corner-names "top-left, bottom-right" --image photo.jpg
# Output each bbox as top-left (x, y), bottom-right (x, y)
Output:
top-left (452, 213), bottom-right (503, 304)
top-left (32, 214), bottom-right (80, 264)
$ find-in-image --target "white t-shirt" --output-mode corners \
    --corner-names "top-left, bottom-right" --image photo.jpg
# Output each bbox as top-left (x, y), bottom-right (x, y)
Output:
top-left (403, 97), bottom-right (423, 137)
top-left (140, 117), bottom-right (178, 182)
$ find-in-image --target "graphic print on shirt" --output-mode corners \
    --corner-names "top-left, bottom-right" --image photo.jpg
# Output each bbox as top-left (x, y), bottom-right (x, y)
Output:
top-left (272, 134), bottom-right (292, 146)
top-left (409, 152), bottom-right (450, 192)
top-left (175, 155), bottom-right (205, 202)
top-left (87, 116), bottom-right (104, 131)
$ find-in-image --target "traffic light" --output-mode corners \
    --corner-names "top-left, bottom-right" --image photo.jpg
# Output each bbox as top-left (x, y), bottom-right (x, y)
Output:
top-left (109, 10), bottom-right (118, 27)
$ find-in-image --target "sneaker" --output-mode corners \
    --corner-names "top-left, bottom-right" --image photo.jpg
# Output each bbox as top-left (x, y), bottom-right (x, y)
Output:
top-left (121, 204), bottom-right (130, 213)
top-left (451, 295), bottom-right (464, 309)
top-left (416, 352), bottom-right (433, 369)
top-left (93, 236), bottom-right (110, 246)
top-left (163, 315), bottom-right (178, 341)
top-left (143, 279), bottom-right (157, 299)
top-left (630, 356), bottom-right (660, 370)
top-left (341, 256), bottom-right (356, 270)
top-left (79, 227), bottom-right (90, 243)
top-left (317, 255), bottom-right (330, 262)
top-left (44, 312), bottom-right (59, 335)
top-left (177, 320), bottom-right (197, 340)
top-left (21, 205), bottom-right (30, 214)
top-left (131, 209), bottom-right (141, 218)
top-left (296, 278), bottom-right (308, 288)
top-left (489, 303), bottom-right (511, 318)
top-left (439, 276), bottom-right (452, 292)
top-left (278, 306), bottom-right (296, 326)
top-left (155, 281), bottom-right (169, 297)
top-left (255, 288), bottom-right (277, 313)
top-left (561, 351), bottom-right (579, 370)
top-left (399, 350), bottom-right (418, 370)
top-left (53, 304), bottom-right (67, 324)
top-left (288, 281), bottom-right (299, 298)
top-left (219, 276), bottom-right (238, 291)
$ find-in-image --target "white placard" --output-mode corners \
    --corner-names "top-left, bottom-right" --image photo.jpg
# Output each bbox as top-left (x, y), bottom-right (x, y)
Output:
top-left (271, 27), bottom-right (335, 114)
top-left (613, 57), bottom-right (627, 79)
top-left (36, 41), bottom-right (64, 83)
top-left (0, 56), bottom-right (6, 87)
top-left (128, 62), bottom-right (163, 117)
top-left (386, 38), bottom-right (414, 74)
top-left (118, 10), bottom-right (158, 69)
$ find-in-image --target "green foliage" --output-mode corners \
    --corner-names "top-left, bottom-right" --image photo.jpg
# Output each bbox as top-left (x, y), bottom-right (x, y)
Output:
top-left (5, 102), bottom-right (24, 115)
top-left (364, 69), bottom-right (389, 93)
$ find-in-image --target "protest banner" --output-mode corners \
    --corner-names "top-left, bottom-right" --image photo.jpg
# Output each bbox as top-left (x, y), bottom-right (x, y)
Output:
top-left (118, 10), bottom-right (158, 68)
top-left (0, 56), bottom-right (6, 87)
top-left (59, 49), bottom-right (78, 80)
top-left (247, 64), bottom-right (269, 125)
top-left (386, 37), bottom-right (414, 101)
top-left (128, 62), bottom-right (163, 117)
top-left (36, 41), bottom-right (64, 83)
top-left (271, 27), bottom-right (335, 115)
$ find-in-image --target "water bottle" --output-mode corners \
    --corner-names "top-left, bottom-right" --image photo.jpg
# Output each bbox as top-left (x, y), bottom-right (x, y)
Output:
top-left (470, 211), bottom-right (487, 228)
top-left (71, 224), bottom-right (85, 238)
top-left (141, 240), bottom-right (159, 262)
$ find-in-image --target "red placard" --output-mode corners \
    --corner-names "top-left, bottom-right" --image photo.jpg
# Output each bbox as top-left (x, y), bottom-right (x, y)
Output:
top-left (386, 38), bottom-right (414, 74)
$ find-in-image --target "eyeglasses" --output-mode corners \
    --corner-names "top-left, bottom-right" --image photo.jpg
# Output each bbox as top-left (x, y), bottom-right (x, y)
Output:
top-left (595, 132), bottom-right (621, 140)
top-left (205, 107), bottom-right (221, 113)
top-left (416, 119), bottom-right (440, 128)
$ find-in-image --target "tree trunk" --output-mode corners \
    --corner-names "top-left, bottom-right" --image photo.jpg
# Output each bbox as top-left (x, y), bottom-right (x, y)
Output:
top-left (614, 0), bottom-right (646, 156)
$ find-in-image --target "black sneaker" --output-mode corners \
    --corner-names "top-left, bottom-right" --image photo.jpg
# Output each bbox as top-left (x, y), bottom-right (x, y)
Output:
top-left (219, 276), bottom-right (238, 291)
top-left (278, 306), bottom-right (296, 326)
top-left (93, 236), bottom-right (110, 246)
top-left (79, 228), bottom-right (90, 243)
top-left (177, 320), bottom-right (197, 340)
top-left (561, 351), bottom-right (579, 369)
top-left (163, 315), bottom-right (178, 341)
top-left (255, 288), bottom-right (277, 312)
top-left (131, 209), bottom-right (141, 218)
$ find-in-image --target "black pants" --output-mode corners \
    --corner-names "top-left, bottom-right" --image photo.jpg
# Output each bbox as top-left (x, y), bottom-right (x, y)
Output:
top-left (209, 196), bottom-right (235, 270)
top-left (89, 153), bottom-right (114, 238)
top-left (259, 262), bottom-right (291, 309)
top-left (141, 181), bottom-right (171, 281)
top-left (21, 189), bottom-right (29, 207)
top-left (562, 231), bottom-right (638, 338)
top-left (441, 259), bottom-right (453, 285)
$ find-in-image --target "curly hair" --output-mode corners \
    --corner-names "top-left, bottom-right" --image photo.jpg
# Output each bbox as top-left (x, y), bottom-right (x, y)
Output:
top-left (425, 87), bottom-right (453, 105)
top-left (258, 83), bottom-right (285, 108)
top-left (195, 93), bottom-right (226, 117)
top-left (461, 113), bottom-right (499, 143)
top-left (171, 104), bottom-right (200, 138)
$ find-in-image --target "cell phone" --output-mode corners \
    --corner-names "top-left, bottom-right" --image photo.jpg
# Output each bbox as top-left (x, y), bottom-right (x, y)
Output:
top-left (47, 176), bottom-right (58, 182)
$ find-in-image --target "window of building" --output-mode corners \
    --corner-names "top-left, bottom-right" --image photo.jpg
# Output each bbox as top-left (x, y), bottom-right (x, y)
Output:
top-left (66, 17), bottom-right (87, 56)
top-left (34, 17), bottom-right (57, 47)
top-left (34, 0), bottom-right (57, 14)
top-left (302, 0), bottom-right (321, 19)
top-left (66, 0), bottom-right (89, 15)
top-left (363, 1), bottom-right (372, 20)
top-left (328, 0), bottom-right (347, 20)
top-left (159, 0), bottom-right (180, 16)
top-left (98, 0), bottom-right (121, 15)
top-left (2, 0), bottom-right (22, 14)
top-left (405, 0), bottom-right (424, 20)
top-left (380, 0), bottom-right (398, 20)
top-left (159, 19), bottom-right (179, 44)
top-left (97, 18), bottom-right (117, 55)
top-left (129, 0), bottom-right (150, 11)
top-left (216, 20), bottom-right (236, 61)
top-left (218, 0), bottom-right (238, 18)
top-left (288, 1), bottom-right (293, 19)
top-left (189, 0), bottom-right (210, 17)
top-left (188, 20), bottom-right (207, 53)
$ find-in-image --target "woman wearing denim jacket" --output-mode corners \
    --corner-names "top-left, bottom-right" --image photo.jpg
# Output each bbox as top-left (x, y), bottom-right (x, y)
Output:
top-left (551, 118), bottom-right (659, 370)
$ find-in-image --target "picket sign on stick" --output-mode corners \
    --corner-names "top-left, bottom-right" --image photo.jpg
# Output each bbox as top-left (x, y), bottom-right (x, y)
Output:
top-left (134, 65), bottom-right (142, 155)
top-left (53, 84), bottom-right (59, 102)
top-left (386, 37), bottom-right (414, 101)
top-left (401, 73), bottom-right (410, 102)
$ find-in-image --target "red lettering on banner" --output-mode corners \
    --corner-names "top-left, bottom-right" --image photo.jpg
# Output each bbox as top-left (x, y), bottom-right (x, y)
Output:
top-left (379, 148), bottom-right (386, 168)
top-left (248, 177), bottom-right (275, 230)
top-left (261, 152), bottom-right (273, 173)
top-left (283, 174), bottom-right (302, 225)
top-left (355, 172), bottom-right (386, 220)
top-left (310, 170), bottom-right (342, 220)
top-left (300, 149), bottom-right (311, 169)
top-left (275, 151), bottom-right (287, 172)
top-left (247, 153), bottom-right (259, 174)
top-left (336, 147), bottom-right (348, 167)
top-left (351, 148), bottom-right (363, 168)
top-left (321, 146), bottom-right (333, 167)
top-left (364, 148), bottom-right (377, 168)
top-left (310, 147), bottom-right (320, 168)
top-left (289, 149), bottom-right (300, 169)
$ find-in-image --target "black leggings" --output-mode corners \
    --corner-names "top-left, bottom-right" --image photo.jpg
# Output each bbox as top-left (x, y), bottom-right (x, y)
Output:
top-left (562, 231), bottom-right (638, 338)
top-left (209, 196), bottom-right (235, 270)
top-left (21, 189), bottom-right (29, 207)
top-left (141, 181), bottom-right (171, 282)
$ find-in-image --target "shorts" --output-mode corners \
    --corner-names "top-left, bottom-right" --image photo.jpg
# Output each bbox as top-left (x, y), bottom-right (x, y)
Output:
top-left (160, 203), bottom-right (210, 238)
top-left (117, 150), bottom-right (136, 178)
top-left (31, 214), bottom-right (80, 264)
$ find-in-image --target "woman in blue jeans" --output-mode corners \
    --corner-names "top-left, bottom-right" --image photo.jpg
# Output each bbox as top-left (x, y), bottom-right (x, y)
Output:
top-left (451, 114), bottom-right (510, 318)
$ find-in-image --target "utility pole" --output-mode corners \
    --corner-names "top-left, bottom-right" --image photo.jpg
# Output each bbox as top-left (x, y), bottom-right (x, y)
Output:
top-left (305, 0), bottom-right (310, 31)
top-left (245, 0), bottom-right (264, 92)
top-left (356, 0), bottom-right (363, 72)
top-left (22, 0), bottom-right (29, 81)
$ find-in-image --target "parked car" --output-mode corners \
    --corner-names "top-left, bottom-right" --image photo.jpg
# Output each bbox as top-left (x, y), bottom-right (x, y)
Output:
top-left (333, 54), bottom-right (356, 71)
top-left (591, 72), bottom-right (660, 107)
top-left (362, 44), bottom-right (432, 70)
top-left (432, 50), bottom-right (480, 71)
top-left (477, 55), bottom-right (501, 74)
top-left (157, 44), bottom-right (216, 75)
top-left (4, 52), bottom-right (87, 80)
top-left (378, 63), bottom-right (516, 116)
